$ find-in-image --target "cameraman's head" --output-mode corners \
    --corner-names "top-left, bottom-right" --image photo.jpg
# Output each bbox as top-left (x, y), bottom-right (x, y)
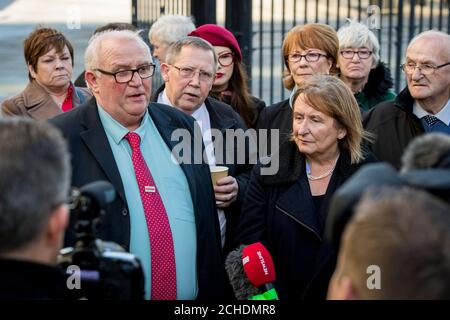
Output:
top-left (328, 187), bottom-right (450, 300)
top-left (0, 118), bottom-right (70, 265)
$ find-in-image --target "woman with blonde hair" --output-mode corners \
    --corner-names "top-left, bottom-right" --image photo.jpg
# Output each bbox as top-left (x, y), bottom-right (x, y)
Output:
top-left (237, 75), bottom-right (375, 300)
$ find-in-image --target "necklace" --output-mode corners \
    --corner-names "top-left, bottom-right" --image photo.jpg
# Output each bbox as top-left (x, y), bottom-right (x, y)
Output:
top-left (306, 154), bottom-right (340, 181)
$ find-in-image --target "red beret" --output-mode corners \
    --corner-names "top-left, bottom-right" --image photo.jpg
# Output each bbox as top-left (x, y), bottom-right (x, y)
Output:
top-left (189, 24), bottom-right (243, 62)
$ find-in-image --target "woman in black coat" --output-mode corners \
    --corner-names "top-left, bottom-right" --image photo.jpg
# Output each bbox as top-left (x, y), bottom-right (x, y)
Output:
top-left (236, 75), bottom-right (375, 300)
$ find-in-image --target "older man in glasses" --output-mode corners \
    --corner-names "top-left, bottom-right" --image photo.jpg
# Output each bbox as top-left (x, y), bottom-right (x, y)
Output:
top-left (50, 30), bottom-right (230, 300)
top-left (152, 36), bottom-right (254, 256)
top-left (363, 30), bottom-right (450, 169)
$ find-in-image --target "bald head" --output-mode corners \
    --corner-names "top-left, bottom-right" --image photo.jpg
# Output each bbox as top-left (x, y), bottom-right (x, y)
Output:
top-left (404, 30), bottom-right (450, 112)
top-left (409, 30), bottom-right (450, 51)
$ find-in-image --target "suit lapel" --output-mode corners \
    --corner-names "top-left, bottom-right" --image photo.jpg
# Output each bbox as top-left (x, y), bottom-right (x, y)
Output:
top-left (79, 102), bottom-right (127, 203)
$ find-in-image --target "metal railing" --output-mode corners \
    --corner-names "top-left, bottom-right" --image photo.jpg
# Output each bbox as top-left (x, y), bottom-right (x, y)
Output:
top-left (133, 0), bottom-right (450, 105)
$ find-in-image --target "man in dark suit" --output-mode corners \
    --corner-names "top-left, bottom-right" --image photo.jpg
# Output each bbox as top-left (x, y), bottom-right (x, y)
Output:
top-left (153, 36), bottom-right (255, 255)
top-left (50, 30), bottom-right (229, 300)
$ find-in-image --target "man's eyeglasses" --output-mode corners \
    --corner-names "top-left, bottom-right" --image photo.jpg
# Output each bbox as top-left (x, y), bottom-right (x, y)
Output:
top-left (218, 52), bottom-right (234, 67)
top-left (400, 62), bottom-right (450, 75)
top-left (171, 65), bottom-right (214, 82)
top-left (340, 49), bottom-right (373, 60)
top-left (286, 52), bottom-right (328, 63)
top-left (94, 64), bottom-right (155, 83)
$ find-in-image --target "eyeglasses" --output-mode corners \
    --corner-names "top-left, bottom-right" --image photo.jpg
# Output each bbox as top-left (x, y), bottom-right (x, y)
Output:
top-left (286, 52), bottom-right (328, 63)
top-left (94, 64), bottom-right (155, 83)
top-left (171, 65), bottom-right (214, 82)
top-left (340, 49), bottom-right (373, 59)
top-left (218, 52), bottom-right (234, 67)
top-left (400, 62), bottom-right (450, 75)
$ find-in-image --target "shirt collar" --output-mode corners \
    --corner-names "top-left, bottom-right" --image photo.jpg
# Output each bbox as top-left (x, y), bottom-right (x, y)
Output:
top-left (413, 99), bottom-right (450, 126)
top-left (97, 102), bottom-right (150, 144)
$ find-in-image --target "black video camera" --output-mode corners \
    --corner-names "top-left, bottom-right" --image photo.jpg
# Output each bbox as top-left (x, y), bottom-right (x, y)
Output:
top-left (58, 181), bottom-right (145, 300)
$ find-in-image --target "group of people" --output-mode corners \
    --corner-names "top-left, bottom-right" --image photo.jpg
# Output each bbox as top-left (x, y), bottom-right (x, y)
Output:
top-left (0, 13), bottom-right (449, 301)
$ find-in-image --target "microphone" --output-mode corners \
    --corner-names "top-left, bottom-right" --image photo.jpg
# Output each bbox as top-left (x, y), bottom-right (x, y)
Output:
top-left (225, 242), bottom-right (279, 300)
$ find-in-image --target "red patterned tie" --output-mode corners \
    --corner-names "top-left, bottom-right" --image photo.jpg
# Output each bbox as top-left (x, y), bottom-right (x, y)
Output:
top-left (125, 132), bottom-right (177, 300)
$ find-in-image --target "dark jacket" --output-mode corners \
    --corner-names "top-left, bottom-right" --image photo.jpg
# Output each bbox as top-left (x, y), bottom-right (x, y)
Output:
top-left (152, 85), bottom-right (255, 255)
top-left (209, 91), bottom-right (266, 129)
top-left (49, 98), bottom-right (230, 300)
top-left (1, 81), bottom-right (91, 120)
top-left (363, 87), bottom-right (423, 169)
top-left (0, 259), bottom-right (69, 300)
top-left (256, 98), bottom-right (292, 157)
top-left (351, 62), bottom-right (396, 112)
top-left (237, 141), bottom-right (375, 300)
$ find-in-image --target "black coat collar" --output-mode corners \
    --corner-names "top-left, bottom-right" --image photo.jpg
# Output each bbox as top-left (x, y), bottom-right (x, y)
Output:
top-left (261, 141), bottom-right (354, 186)
top-left (362, 62), bottom-right (394, 99)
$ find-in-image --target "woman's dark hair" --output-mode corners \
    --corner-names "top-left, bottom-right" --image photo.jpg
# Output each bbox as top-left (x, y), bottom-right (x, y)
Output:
top-left (212, 59), bottom-right (256, 128)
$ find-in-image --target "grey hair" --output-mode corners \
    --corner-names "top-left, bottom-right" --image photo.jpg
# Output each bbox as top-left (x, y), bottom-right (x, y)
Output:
top-left (165, 36), bottom-right (218, 71)
top-left (84, 29), bottom-right (151, 71)
top-left (401, 133), bottom-right (450, 172)
top-left (0, 118), bottom-right (70, 254)
top-left (148, 14), bottom-right (195, 45)
top-left (337, 18), bottom-right (380, 67)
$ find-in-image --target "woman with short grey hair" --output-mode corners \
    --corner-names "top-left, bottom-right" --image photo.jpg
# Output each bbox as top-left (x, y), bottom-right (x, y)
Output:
top-left (148, 14), bottom-right (195, 64)
top-left (337, 19), bottom-right (396, 111)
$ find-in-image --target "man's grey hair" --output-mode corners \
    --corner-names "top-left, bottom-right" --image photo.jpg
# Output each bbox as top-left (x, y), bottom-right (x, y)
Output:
top-left (148, 14), bottom-right (195, 46)
top-left (85, 29), bottom-right (152, 71)
top-left (165, 36), bottom-right (218, 71)
top-left (401, 133), bottom-right (450, 172)
top-left (0, 119), bottom-right (70, 254)
top-left (337, 19), bottom-right (380, 67)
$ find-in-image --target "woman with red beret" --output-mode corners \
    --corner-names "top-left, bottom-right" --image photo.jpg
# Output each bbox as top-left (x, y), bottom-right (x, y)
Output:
top-left (189, 24), bottom-right (265, 129)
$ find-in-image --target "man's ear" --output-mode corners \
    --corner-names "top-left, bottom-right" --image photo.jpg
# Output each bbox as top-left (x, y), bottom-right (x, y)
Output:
top-left (160, 63), bottom-right (170, 82)
top-left (46, 204), bottom-right (69, 248)
top-left (85, 70), bottom-right (99, 94)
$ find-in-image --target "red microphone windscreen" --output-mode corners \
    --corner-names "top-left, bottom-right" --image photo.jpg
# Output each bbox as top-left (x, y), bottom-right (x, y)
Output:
top-left (241, 242), bottom-right (276, 287)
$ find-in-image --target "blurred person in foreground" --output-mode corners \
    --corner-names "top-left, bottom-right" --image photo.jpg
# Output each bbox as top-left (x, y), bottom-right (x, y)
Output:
top-left (50, 30), bottom-right (228, 300)
top-left (256, 23), bottom-right (339, 155)
top-left (336, 19), bottom-right (395, 112)
top-left (363, 30), bottom-right (450, 169)
top-left (0, 118), bottom-right (70, 299)
top-left (401, 132), bottom-right (450, 171)
top-left (328, 187), bottom-right (450, 300)
top-left (189, 24), bottom-right (265, 129)
top-left (236, 75), bottom-right (375, 300)
top-left (1, 27), bottom-right (91, 119)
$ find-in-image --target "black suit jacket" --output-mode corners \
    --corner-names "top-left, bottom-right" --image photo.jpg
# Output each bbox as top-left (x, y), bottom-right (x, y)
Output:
top-left (49, 98), bottom-right (230, 300)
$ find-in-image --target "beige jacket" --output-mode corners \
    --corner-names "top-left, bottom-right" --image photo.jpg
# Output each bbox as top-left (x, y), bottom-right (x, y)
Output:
top-left (1, 81), bottom-right (92, 120)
